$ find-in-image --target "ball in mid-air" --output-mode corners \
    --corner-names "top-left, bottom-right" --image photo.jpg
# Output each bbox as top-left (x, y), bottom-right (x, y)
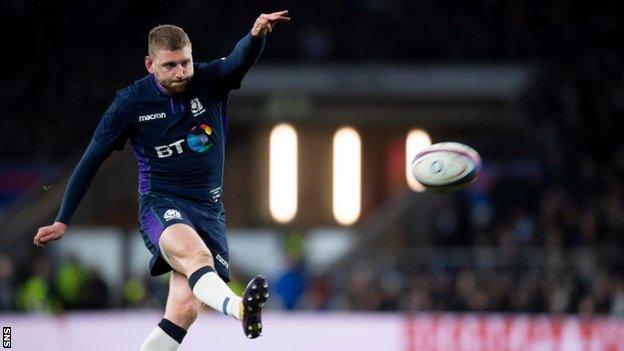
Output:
top-left (411, 142), bottom-right (481, 191)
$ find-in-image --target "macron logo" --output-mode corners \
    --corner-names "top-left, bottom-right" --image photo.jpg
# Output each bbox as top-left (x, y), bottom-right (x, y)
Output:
top-left (138, 112), bottom-right (167, 122)
top-left (215, 254), bottom-right (229, 270)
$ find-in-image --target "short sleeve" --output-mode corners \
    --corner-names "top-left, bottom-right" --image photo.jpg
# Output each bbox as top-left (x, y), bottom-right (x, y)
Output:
top-left (93, 94), bottom-right (132, 150)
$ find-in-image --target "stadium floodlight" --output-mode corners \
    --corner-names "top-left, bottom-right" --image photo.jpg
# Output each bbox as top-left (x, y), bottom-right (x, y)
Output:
top-left (333, 127), bottom-right (361, 226)
top-left (406, 129), bottom-right (431, 192)
top-left (269, 123), bottom-right (298, 223)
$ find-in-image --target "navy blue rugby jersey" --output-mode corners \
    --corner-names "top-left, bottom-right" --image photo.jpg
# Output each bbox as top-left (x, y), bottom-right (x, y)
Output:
top-left (93, 49), bottom-right (257, 204)
top-left (52, 33), bottom-right (264, 225)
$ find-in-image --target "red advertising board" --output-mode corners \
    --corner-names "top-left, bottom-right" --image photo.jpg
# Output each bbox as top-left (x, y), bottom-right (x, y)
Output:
top-left (405, 314), bottom-right (624, 351)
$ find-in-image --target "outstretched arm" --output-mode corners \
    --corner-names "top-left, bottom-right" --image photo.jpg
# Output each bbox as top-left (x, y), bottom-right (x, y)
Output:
top-left (34, 139), bottom-right (113, 247)
top-left (219, 10), bottom-right (290, 86)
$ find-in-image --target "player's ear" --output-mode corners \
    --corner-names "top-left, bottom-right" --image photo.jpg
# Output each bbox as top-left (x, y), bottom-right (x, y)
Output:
top-left (145, 55), bottom-right (154, 73)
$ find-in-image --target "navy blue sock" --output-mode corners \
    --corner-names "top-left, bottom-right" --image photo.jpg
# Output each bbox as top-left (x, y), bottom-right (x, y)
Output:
top-left (158, 318), bottom-right (187, 344)
top-left (188, 265), bottom-right (215, 290)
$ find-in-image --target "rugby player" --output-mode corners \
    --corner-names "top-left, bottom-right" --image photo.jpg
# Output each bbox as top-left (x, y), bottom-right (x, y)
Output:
top-left (33, 10), bottom-right (290, 350)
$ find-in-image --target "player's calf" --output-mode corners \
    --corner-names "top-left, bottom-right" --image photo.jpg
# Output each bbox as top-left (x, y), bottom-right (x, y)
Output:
top-left (188, 266), bottom-right (242, 319)
top-left (164, 298), bottom-right (202, 330)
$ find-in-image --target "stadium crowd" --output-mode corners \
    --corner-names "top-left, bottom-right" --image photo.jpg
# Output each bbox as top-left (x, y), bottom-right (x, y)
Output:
top-left (326, 37), bottom-right (624, 314)
top-left (1, 1), bottom-right (622, 315)
top-left (1, 0), bottom-right (619, 162)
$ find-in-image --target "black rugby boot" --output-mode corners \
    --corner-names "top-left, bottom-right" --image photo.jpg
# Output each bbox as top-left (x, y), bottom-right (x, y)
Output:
top-left (241, 276), bottom-right (269, 339)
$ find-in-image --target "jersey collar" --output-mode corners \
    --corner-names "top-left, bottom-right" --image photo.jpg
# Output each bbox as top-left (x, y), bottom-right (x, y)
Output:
top-left (150, 74), bottom-right (173, 97)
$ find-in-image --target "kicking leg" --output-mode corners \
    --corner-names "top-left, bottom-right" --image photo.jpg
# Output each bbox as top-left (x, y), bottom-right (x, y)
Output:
top-left (159, 223), bottom-right (242, 319)
top-left (140, 271), bottom-right (202, 351)
top-left (159, 223), bottom-right (269, 338)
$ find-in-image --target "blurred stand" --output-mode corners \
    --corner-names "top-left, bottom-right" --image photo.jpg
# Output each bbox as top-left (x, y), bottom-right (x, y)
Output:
top-left (1, 1), bottom-right (622, 322)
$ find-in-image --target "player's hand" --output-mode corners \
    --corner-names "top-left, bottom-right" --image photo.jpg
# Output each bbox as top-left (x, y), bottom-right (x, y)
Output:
top-left (34, 221), bottom-right (68, 247)
top-left (251, 10), bottom-right (290, 37)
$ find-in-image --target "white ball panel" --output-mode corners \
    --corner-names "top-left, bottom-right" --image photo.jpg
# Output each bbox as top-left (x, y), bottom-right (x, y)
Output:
top-left (411, 142), bottom-right (481, 190)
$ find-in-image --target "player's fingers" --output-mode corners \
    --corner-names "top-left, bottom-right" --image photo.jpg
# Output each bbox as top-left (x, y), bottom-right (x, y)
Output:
top-left (269, 10), bottom-right (289, 16)
top-left (268, 14), bottom-right (291, 22)
top-left (34, 227), bottom-right (51, 245)
top-left (259, 19), bottom-right (275, 33)
top-left (34, 227), bottom-right (49, 240)
top-left (267, 10), bottom-right (290, 19)
top-left (37, 234), bottom-right (51, 243)
top-left (41, 230), bottom-right (62, 242)
top-left (260, 13), bottom-right (289, 24)
top-left (37, 230), bottom-right (58, 243)
top-left (33, 236), bottom-right (44, 247)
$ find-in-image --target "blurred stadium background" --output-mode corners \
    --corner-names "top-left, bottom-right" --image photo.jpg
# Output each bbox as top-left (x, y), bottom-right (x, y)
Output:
top-left (1, 1), bottom-right (623, 350)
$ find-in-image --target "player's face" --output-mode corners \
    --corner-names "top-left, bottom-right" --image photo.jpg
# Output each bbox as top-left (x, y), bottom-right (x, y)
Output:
top-left (145, 45), bottom-right (194, 94)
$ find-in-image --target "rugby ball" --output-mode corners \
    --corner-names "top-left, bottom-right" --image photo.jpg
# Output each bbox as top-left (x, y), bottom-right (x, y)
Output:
top-left (411, 142), bottom-right (481, 191)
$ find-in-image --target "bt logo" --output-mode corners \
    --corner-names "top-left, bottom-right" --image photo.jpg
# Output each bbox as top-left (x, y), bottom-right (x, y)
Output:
top-left (154, 123), bottom-right (215, 158)
top-left (155, 139), bottom-right (185, 158)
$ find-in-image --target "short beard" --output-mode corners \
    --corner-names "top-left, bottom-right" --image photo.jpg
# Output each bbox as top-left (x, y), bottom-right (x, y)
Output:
top-left (163, 75), bottom-right (192, 94)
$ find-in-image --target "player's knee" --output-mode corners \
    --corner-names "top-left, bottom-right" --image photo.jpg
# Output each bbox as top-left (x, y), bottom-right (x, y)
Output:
top-left (197, 248), bottom-right (213, 264)
top-left (169, 245), bottom-right (214, 276)
top-left (185, 248), bottom-right (214, 272)
top-left (177, 250), bottom-right (214, 278)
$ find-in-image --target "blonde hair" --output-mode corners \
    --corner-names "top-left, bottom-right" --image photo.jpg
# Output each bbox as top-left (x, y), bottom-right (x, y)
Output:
top-left (148, 24), bottom-right (191, 56)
